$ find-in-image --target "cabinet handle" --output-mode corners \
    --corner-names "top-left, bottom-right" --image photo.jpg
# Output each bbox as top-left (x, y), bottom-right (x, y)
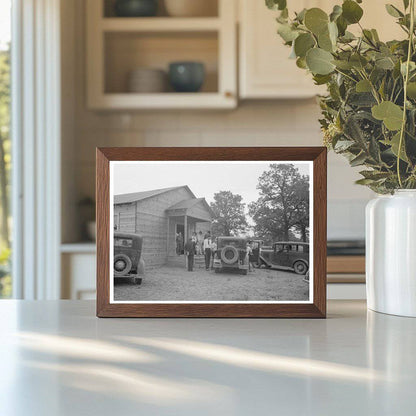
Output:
top-left (225, 91), bottom-right (234, 98)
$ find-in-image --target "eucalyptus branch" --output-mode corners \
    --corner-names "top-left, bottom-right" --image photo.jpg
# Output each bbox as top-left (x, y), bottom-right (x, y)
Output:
top-left (397, 0), bottom-right (415, 188)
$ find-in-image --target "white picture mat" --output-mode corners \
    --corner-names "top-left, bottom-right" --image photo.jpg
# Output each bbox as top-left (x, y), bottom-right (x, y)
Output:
top-left (109, 160), bottom-right (314, 304)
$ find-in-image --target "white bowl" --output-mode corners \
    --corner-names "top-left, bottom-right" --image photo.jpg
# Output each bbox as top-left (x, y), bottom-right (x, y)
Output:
top-left (164, 0), bottom-right (217, 17)
top-left (127, 68), bottom-right (167, 93)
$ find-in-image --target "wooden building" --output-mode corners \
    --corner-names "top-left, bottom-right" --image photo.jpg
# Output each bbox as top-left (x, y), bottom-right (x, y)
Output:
top-left (114, 186), bottom-right (213, 268)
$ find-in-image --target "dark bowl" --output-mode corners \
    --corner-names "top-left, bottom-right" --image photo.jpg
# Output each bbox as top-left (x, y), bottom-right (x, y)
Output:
top-left (168, 62), bottom-right (205, 93)
top-left (114, 0), bottom-right (158, 17)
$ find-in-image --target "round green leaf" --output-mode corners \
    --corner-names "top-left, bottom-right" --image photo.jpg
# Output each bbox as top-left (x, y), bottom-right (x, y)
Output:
top-left (306, 48), bottom-right (335, 75)
top-left (296, 57), bottom-right (307, 69)
top-left (407, 82), bottom-right (416, 99)
top-left (330, 5), bottom-right (343, 22)
top-left (277, 23), bottom-right (299, 42)
top-left (304, 8), bottom-right (329, 35)
top-left (371, 101), bottom-right (403, 131)
top-left (342, 0), bottom-right (363, 24)
top-left (294, 33), bottom-right (315, 57)
top-left (318, 32), bottom-right (333, 52)
top-left (356, 79), bottom-right (372, 92)
top-left (266, 0), bottom-right (287, 11)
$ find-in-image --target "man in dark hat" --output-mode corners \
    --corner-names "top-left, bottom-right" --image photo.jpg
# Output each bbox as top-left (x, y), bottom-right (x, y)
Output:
top-left (184, 237), bottom-right (196, 272)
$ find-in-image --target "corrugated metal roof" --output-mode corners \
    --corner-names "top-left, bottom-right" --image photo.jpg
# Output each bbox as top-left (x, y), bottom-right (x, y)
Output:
top-left (114, 186), bottom-right (192, 204)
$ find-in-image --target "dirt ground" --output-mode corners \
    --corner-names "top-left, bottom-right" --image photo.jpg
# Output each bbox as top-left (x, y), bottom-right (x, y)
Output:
top-left (114, 265), bottom-right (309, 302)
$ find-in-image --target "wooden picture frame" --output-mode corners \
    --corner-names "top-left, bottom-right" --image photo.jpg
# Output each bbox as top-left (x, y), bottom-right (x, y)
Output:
top-left (96, 147), bottom-right (327, 318)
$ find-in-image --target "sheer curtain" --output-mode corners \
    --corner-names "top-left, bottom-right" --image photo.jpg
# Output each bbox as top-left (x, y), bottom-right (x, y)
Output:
top-left (12, 0), bottom-right (61, 299)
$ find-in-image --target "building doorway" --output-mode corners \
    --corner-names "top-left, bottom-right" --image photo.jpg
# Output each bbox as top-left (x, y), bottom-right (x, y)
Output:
top-left (176, 224), bottom-right (184, 255)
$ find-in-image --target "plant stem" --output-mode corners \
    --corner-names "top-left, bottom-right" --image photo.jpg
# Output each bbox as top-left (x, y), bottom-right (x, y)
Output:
top-left (397, 0), bottom-right (415, 188)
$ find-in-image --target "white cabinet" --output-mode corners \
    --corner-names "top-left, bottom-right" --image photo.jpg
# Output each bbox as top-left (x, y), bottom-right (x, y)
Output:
top-left (238, 0), bottom-right (403, 99)
top-left (86, 0), bottom-right (237, 109)
top-left (239, 0), bottom-right (321, 99)
top-left (61, 244), bottom-right (96, 300)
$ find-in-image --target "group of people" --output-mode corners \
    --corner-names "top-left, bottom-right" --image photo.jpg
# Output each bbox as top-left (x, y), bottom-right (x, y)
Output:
top-left (184, 231), bottom-right (217, 272)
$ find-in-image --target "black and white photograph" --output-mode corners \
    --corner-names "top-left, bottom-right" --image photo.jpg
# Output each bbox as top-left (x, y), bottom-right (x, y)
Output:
top-left (110, 161), bottom-right (313, 303)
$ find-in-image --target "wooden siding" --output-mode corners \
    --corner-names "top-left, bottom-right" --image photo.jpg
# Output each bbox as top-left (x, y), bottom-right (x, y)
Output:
top-left (113, 203), bottom-right (135, 232)
top-left (134, 187), bottom-right (193, 268)
top-left (114, 187), bottom-right (213, 268)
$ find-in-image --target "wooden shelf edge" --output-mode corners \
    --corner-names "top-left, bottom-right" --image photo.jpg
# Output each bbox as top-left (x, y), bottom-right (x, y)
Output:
top-left (88, 93), bottom-right (237, 110)
top-left (327, 255), bottom-right (365, 274)
top-left (61, 243), bottom-right (96, 254)
top-left (101, 17), bottom-right (221, 32)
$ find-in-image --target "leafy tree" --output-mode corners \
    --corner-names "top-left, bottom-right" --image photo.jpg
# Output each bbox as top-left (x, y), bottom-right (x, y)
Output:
top-left (249, 164), bottom-right (309, 242)
top-left (210, 191), bottom-right (248, 236)
top-left (0, 47), bottom-right (10, 248)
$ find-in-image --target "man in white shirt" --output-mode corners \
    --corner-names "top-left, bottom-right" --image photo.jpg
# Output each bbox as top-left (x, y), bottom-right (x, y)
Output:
top-left (203, 232), bottom-right (212, 271)
top-left (210, 238), bottom-right (217, 270)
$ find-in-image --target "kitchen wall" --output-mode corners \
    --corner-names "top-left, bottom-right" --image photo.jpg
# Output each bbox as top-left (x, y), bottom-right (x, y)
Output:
top-left (62, 0), bottom-right (373, 243)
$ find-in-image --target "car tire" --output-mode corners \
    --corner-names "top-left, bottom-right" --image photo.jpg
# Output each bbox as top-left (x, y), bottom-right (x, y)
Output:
top-left (293, 261), bottom-right (308, 275)
top-left (133, 277), bottom-right (142, 285)
top-left (220, 246), bottom-right (239, 265)
top-left (114, 253), bottom-right (132, 276)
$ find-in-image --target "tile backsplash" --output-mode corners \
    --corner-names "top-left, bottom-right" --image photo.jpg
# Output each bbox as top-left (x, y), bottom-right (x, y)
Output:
top-left (71, 100), bottom-right (373, 242)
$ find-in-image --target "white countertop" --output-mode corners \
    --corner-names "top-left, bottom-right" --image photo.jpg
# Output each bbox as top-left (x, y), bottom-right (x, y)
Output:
top-left (0, 300), bottom-right (415, 416)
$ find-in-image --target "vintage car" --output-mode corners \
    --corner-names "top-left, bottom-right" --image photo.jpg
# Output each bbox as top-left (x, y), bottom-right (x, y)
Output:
top-left (259, 242), bottom-right (309, 275)
top-left (213, 237), bottom-right (249, 275)
top-left (114, 232), bottom-right (145, 284)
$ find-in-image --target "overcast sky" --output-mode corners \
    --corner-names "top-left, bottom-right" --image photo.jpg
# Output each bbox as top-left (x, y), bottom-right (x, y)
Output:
top-left (112, 161), bottom-right (311, 207)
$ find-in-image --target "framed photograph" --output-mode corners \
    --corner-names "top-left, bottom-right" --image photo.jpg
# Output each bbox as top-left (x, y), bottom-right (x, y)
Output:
top-left (96, 147), bottom-right (327, 318)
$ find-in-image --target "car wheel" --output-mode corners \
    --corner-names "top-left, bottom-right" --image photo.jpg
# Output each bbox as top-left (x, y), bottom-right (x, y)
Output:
top-left (114, 253), bottom-right (132, 277)
top-left (133, 277), bottom-right (142, 285)
top-left (220, 246), bottom-right (239, 265)
top-left (293, 261), bottom-right (308, 275)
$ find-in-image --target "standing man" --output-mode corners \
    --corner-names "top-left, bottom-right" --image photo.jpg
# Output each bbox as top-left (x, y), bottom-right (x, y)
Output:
top-left (203, 232), bottom-right (212, 271)
top-left (184, 238), bottom-right (196, 272)
top-left (210, 237), bottom-right (217, 270)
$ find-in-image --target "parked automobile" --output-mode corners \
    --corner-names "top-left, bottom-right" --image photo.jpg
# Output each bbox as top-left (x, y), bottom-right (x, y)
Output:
top-left (259, 242), bottom-right (309, 275)
top-left (213, 237), bottom-right (249, 275)
top-left (114, 232), bottom-right (145, 284)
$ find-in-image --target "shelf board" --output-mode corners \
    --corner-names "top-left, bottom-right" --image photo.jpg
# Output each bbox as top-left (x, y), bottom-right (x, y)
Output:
top-left (90, 92), bottom-right (236, 110)
top-left (61, 242), bottom-right (96, 254)
top-left (100, 17), bottom-right (221, 32)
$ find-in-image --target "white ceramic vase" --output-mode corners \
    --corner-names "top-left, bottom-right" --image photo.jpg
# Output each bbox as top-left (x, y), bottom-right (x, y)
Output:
top-left (366, 190), bottom-right (416, 317)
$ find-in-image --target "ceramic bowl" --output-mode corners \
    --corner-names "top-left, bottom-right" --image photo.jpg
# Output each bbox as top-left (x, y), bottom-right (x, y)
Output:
top-left (114, 0), bottom-right (158, 17)
top-left (127, 68), bottom-right (167, 93)
top-left (168, 62), bottom-right (205, 93)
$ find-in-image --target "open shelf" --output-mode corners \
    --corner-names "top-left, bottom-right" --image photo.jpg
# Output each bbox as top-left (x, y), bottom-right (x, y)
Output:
top-left (104, 31), bottom-right (219, 94)
top-left (103, 0), bottom-right (219, 18)
top-left (86, 0), bottom-right (236, 109)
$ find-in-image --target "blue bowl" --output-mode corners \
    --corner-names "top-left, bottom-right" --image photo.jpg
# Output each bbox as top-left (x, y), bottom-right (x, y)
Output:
top-left (114, 0), bottom-right (158, 17)
top-left (169, 62), bottom-right (205, 93)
